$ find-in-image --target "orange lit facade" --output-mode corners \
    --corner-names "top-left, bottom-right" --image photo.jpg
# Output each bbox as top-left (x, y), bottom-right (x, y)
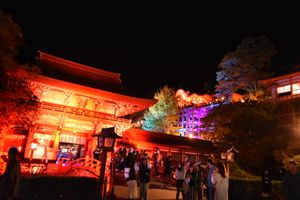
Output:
top-left (3, 52), bottom-right (156, 161)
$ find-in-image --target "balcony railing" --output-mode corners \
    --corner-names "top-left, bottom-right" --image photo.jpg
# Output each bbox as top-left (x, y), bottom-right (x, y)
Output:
top-left (39, 102), bottom-right (131, 124)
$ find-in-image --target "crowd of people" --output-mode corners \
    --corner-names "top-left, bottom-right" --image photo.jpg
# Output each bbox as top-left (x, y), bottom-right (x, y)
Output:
top-left (2, 145), bottom-right (300, 200)
top-left (115, 147), bottom-right (152, 199)
top-left (174, 159), bottom-right (229, 200)
top-left (114, 146), bottom-right (230, 200)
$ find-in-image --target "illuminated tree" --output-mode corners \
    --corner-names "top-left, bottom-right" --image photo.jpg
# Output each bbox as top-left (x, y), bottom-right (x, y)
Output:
top-left (216, 35), bottom-right (277, 101)
top-left (142, 85), bottom-right (179, 135)
top-left (0, 11), bottom-right (39, 138)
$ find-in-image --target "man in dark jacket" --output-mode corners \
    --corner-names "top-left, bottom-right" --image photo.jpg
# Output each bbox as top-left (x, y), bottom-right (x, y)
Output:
top-left (139, 158), bottom-right (151, 200)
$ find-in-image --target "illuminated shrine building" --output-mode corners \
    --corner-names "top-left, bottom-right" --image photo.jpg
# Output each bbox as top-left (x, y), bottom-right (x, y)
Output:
top-left (179, 105), bottom-right (213, 138)
top-left (7, 52), bottom-right (156, 161)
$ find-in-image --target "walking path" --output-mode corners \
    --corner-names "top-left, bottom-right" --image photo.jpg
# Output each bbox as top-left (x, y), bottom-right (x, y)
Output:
top-left (113, 171), bottom-right (180, 200)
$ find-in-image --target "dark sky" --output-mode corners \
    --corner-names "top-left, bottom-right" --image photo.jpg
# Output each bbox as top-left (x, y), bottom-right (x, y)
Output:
top-left (1, 2), bottom-right (300, 98)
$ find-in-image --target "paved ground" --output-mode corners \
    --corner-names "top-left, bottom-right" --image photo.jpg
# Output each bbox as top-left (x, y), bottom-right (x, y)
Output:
top-left (113, 171), bottom-right (181, 200)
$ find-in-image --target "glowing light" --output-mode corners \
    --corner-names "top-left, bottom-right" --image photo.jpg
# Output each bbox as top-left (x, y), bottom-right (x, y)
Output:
top-left (179, 106), bottom-right (212, 139)
top-left (30, 142), bottom-right (38, 150)
top-left (176, 89), bottom-right (213, 107)
top-left (189, 134), bottom-right (194, 138)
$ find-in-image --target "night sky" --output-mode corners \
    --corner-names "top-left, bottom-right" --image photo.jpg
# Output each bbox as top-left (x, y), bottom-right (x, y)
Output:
top-left (1, 2), bottom-right (300, 98)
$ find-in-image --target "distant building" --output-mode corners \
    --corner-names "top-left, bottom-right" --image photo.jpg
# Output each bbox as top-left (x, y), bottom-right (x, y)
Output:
top-left (260, 70), bottom-right (300, 100)
top-left (260, 70), bottom-right (300, 150)
top-left (178, 105), bottom-right (213, 138)
top-left (176, 89), bottom-right (243, 139)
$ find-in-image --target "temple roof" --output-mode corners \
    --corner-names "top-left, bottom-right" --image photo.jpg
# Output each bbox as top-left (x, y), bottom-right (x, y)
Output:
top-left (37, 51), bottom-right (129, 95)
top-left (122, 128), bottom-right (215, 154)
top-left (34, 51), bottom-right (157, 116)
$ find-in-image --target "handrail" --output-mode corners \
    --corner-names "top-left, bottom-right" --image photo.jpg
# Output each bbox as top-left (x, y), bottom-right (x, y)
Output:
top-left (56, 157), bottom-right (101, 176)
top-left (39, 102), bottom-right (131, 123)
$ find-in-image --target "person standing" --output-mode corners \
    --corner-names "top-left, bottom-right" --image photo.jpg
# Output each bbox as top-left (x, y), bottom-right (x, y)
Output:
top-left (206, 159), bottom-right (215, 200)
top-left (139, 158), bottom-right (151, 200)
top-left (281, 160), bottom-right (300, 200)
top-left (0, 147), bottom-right (21, 200)
top-left (165, 155), bottom-right (172, 187)
top-left (153, 147), bottom-right (161, 176)
top-left (175, 162), bottom-right (185, 200)
top-left (198, 164), bottom-right (205, 200)
top-left (125, 148), bottom-right (135, 180)
top-left (187, 164), bottom-right (199, 200)
top-left (211, 162), bottom-right (229, 200)
top-left (127, 164), bottom-right (138, 199)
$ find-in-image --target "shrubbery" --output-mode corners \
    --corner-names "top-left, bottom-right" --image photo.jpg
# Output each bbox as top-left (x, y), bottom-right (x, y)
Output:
top-left (229, 178), bottom-right (282, 200)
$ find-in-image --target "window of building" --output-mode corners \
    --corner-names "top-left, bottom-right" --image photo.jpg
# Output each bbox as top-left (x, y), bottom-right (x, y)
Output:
top-left (67, 95), bottom-right (80, 107)
top-left (277, 85), bottom-right (291, 96)
top-left (41, 90), bottom-right (66, 105)
top-left (86, 99), bottom-right (96, 110)
top-left (292, 83), bottom-right (300, 95)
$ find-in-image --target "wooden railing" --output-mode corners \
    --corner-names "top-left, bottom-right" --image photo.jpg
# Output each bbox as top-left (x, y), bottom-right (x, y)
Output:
top-left (21, 162), bottom-right (47, 175)
top-left (39, 102), bottom-right (131, 124)
top-left (55, 157), bottom-right (101, 176)
top-left (0, 157), bottom-right (101, 176)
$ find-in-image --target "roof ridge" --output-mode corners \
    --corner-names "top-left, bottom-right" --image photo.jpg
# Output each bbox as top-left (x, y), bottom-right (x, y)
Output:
top-left (38, 51), bottom-right (121, 81)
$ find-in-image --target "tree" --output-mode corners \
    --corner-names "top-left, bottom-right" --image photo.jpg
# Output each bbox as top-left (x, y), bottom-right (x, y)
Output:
top-left (216, 35), bottom-right (277, 101)
top-left (202, 101), bottom-right (289, 175)
top-left (0, 11), bottom-right (39, 141)
top-left (142, 85), bottom-right (180, 134)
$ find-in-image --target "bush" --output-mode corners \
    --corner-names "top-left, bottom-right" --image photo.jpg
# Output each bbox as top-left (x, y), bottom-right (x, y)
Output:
top-left (229, 178), bottom-right (282, 200)
top-left (16, 176), bottom-right (98, 200)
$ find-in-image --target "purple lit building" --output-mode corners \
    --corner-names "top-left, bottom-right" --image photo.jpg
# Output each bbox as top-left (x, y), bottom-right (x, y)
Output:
top-left (178, 105), bottom-right (214, 138)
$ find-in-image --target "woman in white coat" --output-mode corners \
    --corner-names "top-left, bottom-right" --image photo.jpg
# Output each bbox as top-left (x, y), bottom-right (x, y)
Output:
top-left (211, 162), bottom-right (229, 200)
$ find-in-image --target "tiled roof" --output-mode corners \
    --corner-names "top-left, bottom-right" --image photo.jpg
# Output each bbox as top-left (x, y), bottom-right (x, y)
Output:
top-left (122, 128), bottom-right (215, 154)
top-left (37, 51), bottom-right (130, 95)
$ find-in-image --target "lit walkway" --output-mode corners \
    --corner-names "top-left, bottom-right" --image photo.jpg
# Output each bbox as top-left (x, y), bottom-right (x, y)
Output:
top-left (113, 185), bottom-right (180, 200)
top-left (113, 171), bottom-right (182, 200)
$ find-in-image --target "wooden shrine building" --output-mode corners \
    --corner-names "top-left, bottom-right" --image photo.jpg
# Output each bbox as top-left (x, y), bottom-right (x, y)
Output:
top-left (0, 51), bottom-right (156, 161)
